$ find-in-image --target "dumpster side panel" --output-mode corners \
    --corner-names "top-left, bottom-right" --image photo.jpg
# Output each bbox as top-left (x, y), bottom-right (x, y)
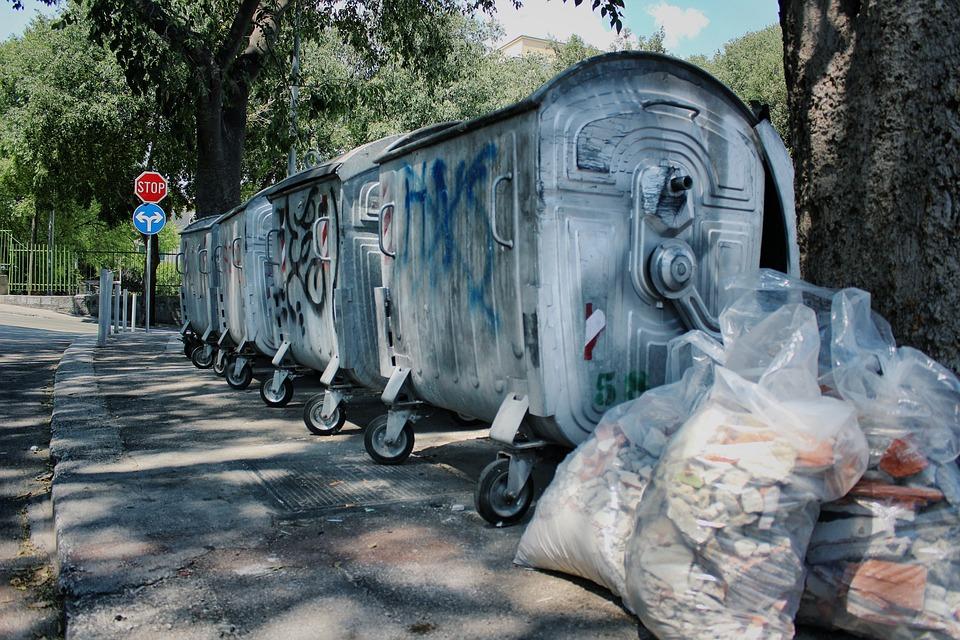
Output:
top-left (382, 113), bottom-right (539, 420)
top-left (533, 57), bottom-right (766, 446)
top-left (274, 179), bottom-right (339, 373)
top-left (335, 172), bottom-right (386, 389)
top-left (219, 212), bottom-right (246, 346)
top-left (243, 197), bottom-right (278, 356)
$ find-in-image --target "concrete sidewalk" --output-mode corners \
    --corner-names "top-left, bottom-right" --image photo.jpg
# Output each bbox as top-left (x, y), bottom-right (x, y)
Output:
top-left (50, 332), bottom-right (638, 639)
top-left (50, 332), bottom-right (845, 640)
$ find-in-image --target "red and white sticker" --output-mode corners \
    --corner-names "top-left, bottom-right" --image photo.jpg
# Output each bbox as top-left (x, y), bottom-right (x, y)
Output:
top-left (584, 303), bottom-right (606, 360)
top-left (318, 218), bottom-right (329, 260)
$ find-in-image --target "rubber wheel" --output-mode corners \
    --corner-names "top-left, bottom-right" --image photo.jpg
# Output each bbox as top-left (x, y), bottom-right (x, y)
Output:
top-left (364, 414), bottom-right (414, 465)
top-left (474, 458), bottom-right (534, 526)
top-left (303, 393), bottom-right (346, 435)
top-left (213, 353), bottom-right (227, 377)
top-left (226, 359), bottom-right (253, 390)
top-left (183, 339), bottom-right (199, 359)
top-left (260, 377), bottom-right (294, 408)
top-left (451, 411), bottom-right (483, 426)
top-left (191, 345), bottom-right (214, 369)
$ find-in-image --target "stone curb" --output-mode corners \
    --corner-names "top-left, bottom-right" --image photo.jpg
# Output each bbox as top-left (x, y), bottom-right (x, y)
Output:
top-left (50, 336), bottom-right (124, 598)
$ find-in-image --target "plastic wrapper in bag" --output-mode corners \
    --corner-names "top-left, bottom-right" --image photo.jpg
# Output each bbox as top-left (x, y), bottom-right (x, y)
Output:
top-left (624, 303), bottom-right (868, 640)
top-left (514, 362), bottom-right (713, 596)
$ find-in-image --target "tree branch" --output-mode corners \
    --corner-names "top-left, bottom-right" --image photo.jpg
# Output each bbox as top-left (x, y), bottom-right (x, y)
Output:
top-left (216, 0), bottom-right (263, 68)
top-left (125, 0), bottom-right (213, 67)
top-left (228, 0), bottom-right (291, 90)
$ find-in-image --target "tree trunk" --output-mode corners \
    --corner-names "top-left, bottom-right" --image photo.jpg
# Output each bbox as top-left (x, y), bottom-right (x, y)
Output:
top-left (779, 0), bottom-right (960, 370)
top-left (194, 69), bottom-right (246, 218)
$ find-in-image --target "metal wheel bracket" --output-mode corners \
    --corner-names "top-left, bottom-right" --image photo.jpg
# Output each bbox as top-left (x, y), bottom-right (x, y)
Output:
top-left (490, 393), bottom-right (529, 445)
top-left (215, 349), bottom-right (226, 368)
top-left (381, 367), bottom-right (411, 405)
top-left (321, 387), bottom-right (344, 420)
top-left (233, 356), bottom-right (248, 378)
top-left (217, 331), bottom-right (229, 347)
top-left (271, 369), bottom-right (290, 395)
top-left (179, 321), bottom-right (190, 335)
top-left (201, 327), bottom-right (212, 342)
top-left (386, 408), bottom-right (414, 446)
top-left (505, 452), bottom-right (535, 500)
top-left (271, 341), bottom-right (291, 367)
top-left (320, 355), bottom-right (340, 386)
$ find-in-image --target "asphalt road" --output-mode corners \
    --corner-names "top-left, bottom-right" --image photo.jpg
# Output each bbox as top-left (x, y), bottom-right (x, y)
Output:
top-left (0, 304), bottom-right (97, 639)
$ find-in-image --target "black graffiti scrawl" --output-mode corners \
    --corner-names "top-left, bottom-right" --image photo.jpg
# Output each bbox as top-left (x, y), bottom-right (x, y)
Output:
top-left (274, 186), bottom-right (329, 341)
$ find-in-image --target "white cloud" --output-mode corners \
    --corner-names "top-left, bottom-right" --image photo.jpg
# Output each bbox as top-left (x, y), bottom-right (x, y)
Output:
top-left (645, 2), bottom-right (709, 49)
top-left (491, 0), bottom-right (618, 50)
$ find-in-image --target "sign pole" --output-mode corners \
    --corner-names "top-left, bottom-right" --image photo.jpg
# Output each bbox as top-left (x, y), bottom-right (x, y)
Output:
top-left (145, 234), bottom-right (152, 333)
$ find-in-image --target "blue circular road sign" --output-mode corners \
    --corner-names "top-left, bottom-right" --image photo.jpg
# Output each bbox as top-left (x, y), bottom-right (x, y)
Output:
top-left (133, 203), bottom-right (167, 235)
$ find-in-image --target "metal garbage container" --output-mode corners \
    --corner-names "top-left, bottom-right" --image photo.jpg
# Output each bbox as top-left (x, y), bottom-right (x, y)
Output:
top-left (178, 214), bottom-right (225, 369)
top-left (213, 194), bottom-right (283, 392)
top-left (371, 51), bottom-right (800, 523)
top-left (263, 134), bottom-right (405, 431)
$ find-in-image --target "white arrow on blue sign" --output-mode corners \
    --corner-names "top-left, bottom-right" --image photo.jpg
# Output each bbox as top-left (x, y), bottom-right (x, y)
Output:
top-left (133, 203), bottom-right (167, 235)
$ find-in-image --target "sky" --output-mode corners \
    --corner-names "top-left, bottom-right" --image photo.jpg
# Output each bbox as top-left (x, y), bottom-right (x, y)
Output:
top-left (493, 0), bottom-right (779, 58)
top-left (2, 0), bottom-right (780, 58)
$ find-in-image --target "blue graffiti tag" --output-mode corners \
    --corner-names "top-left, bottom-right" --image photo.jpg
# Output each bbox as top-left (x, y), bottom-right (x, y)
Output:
top-left (399, 143), bottom-right (500, 329)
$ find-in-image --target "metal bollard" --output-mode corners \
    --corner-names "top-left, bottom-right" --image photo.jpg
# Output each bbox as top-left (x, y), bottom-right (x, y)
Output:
top-left (121, 289), bottom-right (129, 331)
top-left (112, 282), bottom-right (121, 334)
top-left (97, 269), bottom-right (112, 346)
top-left (131, 293), bottom-right (137, 331)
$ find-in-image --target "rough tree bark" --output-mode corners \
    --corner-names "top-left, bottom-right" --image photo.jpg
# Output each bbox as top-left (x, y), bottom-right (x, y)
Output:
top-left (779, 0), bottom-right (960, 370)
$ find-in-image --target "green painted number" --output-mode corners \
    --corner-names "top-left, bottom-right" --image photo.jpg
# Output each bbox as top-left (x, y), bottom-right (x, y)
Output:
top-left (625, 371), bottom-right (648, 400)
top-left (594, 372), bottom-right (616, 406)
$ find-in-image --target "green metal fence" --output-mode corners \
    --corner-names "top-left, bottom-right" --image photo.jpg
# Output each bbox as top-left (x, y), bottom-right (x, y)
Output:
top-left (0, 229), bottom-right (181, 296)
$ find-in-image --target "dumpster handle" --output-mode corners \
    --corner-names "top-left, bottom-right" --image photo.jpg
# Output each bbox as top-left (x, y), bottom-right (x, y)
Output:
top-left (490, 172), bottom-right (515, 249)
top-left (231, 237), bottom-right (242, 269)
top-left (642, 99), bottom-right (701, 119)
top-left (265, 229), bottom-right (279, 265)
top-left (174, 252), bottom-right (185, 275)
top-left (198, 248), bottom-right (209, 274)
top-left (312, 217), bottom-right (332, 263)
top-left (378, 202), bottom-right (396, 258)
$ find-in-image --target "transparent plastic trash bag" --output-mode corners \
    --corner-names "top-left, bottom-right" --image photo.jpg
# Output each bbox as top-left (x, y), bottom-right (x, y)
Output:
top-left (513, 362), bottom-right (714, 597)
top-left (624, 303), bottom-right (867, 640)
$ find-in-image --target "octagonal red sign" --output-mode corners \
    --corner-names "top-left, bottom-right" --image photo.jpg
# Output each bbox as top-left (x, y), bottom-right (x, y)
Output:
top-left (134, 171), bottom-right (168, 204)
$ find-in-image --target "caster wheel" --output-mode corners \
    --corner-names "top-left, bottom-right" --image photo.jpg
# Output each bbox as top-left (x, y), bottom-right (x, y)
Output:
top-left (451, 411), bottom-right (483, 426)
top-left (213, 353), bottom-right (227, 377)
top-left (226, 359), bottom-right (253, 390)
top-left (191, 345), bottom-right (214, 369)
top-left (303, 394), bottom-right (346, 435)
top-left (474, 458), bottom-right (534, 526)
top-left (260, 377), bottom-right (294, 408)
top-left (183, 339), bottom-right (199, 359)
top-left (364, 414), bottom-right (414, 465)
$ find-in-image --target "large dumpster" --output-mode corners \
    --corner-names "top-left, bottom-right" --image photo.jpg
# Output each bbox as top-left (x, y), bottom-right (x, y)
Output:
top-left (264, 134), bottom-right (404, 431)
top-left (178, 214), bottom-right (225, 369)
top-left (212, 194), bottom-right (282, 392)
top-left (372, 51), bottom-right (800, 523)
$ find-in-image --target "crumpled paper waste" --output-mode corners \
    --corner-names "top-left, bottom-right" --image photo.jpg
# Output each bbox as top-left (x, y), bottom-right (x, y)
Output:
top-left (514, 363), bottom-right (712, 596)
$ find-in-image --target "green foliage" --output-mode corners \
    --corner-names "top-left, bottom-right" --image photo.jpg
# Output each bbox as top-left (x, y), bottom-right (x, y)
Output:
top-left (687, 25), bottom-right (789, 143)
top-left (0, 11), bottom-right (189, 253)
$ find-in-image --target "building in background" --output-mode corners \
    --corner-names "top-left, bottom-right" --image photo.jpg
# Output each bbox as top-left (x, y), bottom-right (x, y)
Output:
top-left (497, 34), bottom-right (557, 58)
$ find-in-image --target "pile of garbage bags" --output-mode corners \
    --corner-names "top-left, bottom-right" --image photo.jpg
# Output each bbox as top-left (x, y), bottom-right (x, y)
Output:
top-left (515, 270), bottom-right (960, 640)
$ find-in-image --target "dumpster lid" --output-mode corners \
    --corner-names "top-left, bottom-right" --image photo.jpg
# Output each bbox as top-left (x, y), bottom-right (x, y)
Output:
top-left (376, 51), bottom-right (759, 163)
top-left (180, 212), bottom-right (226, 235)
top-left (265, 133), bottom-right (404, 200)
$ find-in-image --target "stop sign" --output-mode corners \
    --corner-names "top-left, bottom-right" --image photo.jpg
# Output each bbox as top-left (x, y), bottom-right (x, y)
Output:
top-left (134, 171), bottom-right (168, 204)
